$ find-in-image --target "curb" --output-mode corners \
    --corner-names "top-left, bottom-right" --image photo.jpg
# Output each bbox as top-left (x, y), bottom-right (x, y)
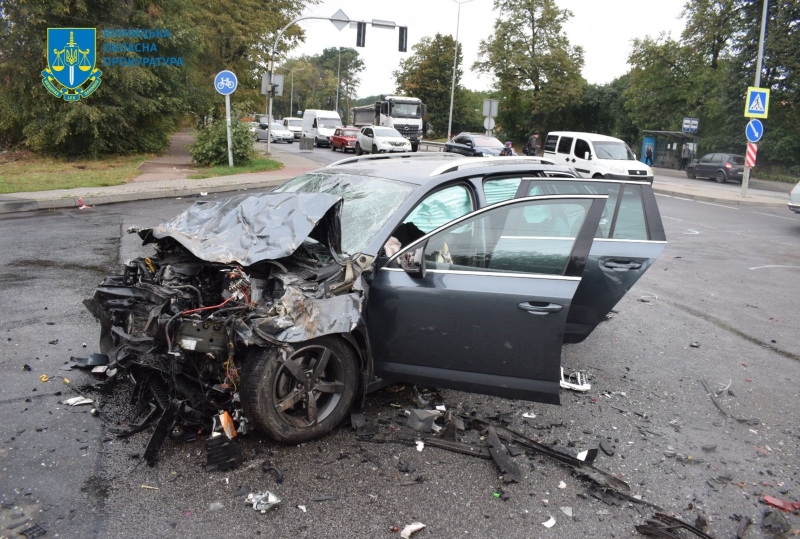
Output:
top-left (0, 178), bottom-right (290, 215)
top-left (652, 187), bottom-right (785, 207)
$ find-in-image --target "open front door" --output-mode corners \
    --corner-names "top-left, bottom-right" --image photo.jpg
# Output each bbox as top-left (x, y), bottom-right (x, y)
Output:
top-left (366, 195), bottom-right (606, 404)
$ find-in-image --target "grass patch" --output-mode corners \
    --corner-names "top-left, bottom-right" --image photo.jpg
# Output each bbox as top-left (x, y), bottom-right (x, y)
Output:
top-left (0, 151), bottom-right (148, 194)
top-left (186, 157), bottom-right (282, 179)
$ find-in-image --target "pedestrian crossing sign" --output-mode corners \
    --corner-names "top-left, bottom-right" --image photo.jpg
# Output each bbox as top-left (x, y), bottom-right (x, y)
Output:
top-left (744, 87), bottom-right (769, 118)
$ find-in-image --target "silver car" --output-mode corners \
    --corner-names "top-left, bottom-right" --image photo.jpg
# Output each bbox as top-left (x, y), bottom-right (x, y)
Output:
top-left (255, 123), bottom-right (294, 143)
top-left (789, 180), bottom-right (800, 214)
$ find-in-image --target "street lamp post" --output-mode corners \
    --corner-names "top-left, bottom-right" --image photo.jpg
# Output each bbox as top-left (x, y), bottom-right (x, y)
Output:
top-left (335, 47), bottom-right (342, 116)
top-left (447, 0), bottom-right (473, 141)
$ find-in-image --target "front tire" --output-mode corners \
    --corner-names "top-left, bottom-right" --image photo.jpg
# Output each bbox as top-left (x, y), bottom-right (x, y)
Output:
top-left (411, 143), bottom-right (418, 152)
top-left (716, 171), bottom-right (727, 183)
top-left (687, 168), bottom-right (696, 179)
top-left (372, 144), bottom-right (378, 154)
top-left (356, 143), bottom-right (363, 156)
top-left (241, 336), bottom-right (358, 444)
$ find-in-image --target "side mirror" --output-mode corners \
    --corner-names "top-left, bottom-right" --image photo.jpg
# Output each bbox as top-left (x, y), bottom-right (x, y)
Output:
top-left (398, 243), bottom-right (426, 278)
top-left (465, 141), bottom-right (473, 147)
top-left (421, 104), bottom-right (427, 117)
top-left (584, 151), bottom-right (591, 160)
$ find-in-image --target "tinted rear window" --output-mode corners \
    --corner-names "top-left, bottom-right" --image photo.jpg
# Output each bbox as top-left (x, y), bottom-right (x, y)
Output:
top-left (544, 135), bottom-right (558, 153)
top-left (557, 137), bottom-right (573, 154)
top-left (729, 156), bottom-right (745, 165)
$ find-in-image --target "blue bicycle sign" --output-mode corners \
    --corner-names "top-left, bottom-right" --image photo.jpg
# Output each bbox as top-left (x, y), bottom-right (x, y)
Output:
top-left (214, 70), bottom-right (237, 95)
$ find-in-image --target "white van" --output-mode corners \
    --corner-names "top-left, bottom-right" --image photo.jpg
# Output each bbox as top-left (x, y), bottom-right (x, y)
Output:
top-left (543, 131), bottom-right (653, 182)
top-left (302, 110), bottom-right (343, 148)
top-left (282, 117), bottom-right (303, 139)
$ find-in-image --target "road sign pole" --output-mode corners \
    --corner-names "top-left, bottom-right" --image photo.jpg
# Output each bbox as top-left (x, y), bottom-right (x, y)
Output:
top-left (742, 0), bottom-right (769, 198)
top-left (225, 94), bottom-right (233, 167)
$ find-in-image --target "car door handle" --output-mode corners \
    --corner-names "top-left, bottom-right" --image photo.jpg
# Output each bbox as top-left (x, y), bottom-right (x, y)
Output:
top-left (603, 260), bottom-right (643, 270)
top-left (517, 301), bottom-right (564, 315)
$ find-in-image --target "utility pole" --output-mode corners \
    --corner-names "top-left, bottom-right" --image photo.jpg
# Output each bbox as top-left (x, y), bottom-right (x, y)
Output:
top-left (447, 0), bottom-right (473, 140)
top-left (290, 67), bottom-right (305, 117)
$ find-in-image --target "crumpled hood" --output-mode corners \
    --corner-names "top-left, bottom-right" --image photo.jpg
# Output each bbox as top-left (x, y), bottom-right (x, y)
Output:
top-left (140, 192), bottom-right (343, 266)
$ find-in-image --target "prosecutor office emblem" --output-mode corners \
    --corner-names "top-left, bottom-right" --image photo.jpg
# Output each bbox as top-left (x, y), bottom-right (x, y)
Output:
top-left (42, 28), bottom-right (102, 101)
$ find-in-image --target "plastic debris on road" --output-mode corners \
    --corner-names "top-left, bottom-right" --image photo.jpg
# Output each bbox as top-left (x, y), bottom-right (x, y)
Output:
top-left (415, 441), bottom-right (424, 452)
top-left (542, 516), bottom-right (556, 528)
top-left (560, 367), bottom-right (590, 392)
top-left (558, 481), bottom-right (567, 489)
top-left (246, 491), bottom-right (281, 513)
top-left (62, 396), bottom-right (93, 406)
top-left (560, 506), bottom-right (573, 518)
top-left (763, 495), bottom-right (800, 512)
top-left (399, 522), bottom-right (426, 538)
top-left (522, 412), bottom-right (536, 419)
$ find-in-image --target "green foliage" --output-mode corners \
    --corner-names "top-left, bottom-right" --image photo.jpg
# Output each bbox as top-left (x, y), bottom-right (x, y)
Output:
top-left (189, 117), bottom-right (256, 166)
top-left (474, 0), bottom-right (585, 140)
top-left (393, 33), bottom-right (470, 137)
top-left (0, 0), bottom-right (311, 157)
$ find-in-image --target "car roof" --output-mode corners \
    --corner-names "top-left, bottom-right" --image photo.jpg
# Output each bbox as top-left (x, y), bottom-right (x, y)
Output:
top-left (547, 131), bottom-right (623, 143)
top-left (321, 154), bottom-right (594, 186)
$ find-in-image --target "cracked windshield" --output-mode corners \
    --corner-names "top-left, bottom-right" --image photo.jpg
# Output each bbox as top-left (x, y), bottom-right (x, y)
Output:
top-left (277, 172), bottom-right (414, 254)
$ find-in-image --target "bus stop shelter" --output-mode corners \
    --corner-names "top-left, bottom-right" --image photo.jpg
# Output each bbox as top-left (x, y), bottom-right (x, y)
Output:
top-left (642, 130), bottom-right (699, 169)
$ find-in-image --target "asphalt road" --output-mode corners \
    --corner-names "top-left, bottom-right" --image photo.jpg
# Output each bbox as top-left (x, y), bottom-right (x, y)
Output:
top-left (1, 187), bottom-right (799, 538)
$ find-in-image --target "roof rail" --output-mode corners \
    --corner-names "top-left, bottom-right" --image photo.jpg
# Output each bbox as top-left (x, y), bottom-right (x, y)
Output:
top-left (326, 152), bottom-right (460, 168)
top-left (428, 156), bottom-right (559, 176)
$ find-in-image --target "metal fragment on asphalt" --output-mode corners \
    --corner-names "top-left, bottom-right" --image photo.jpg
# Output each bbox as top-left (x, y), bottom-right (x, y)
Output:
top-left (542, 516), bottom-right (556, 528)
top-left (400, 522), bottom-right (426, 538)
top-left (246, 491), bottom-right (280, 513)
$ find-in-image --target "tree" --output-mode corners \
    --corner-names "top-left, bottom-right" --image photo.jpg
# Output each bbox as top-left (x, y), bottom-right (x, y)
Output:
top-left (474, 0), bottom-right (585, 140)
top-left (0, 0), bottom-right (311, 156)
top-left (315, 47), bottom-right (364, 123)
top-left (393, 33), bottom-right (470, 137)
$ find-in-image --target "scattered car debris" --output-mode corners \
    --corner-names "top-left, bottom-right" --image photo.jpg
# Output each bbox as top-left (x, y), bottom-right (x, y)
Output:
top-left (22, 364), bottom-right (32, 371)
top-left (699, 379), bottom-right (759, 425)
top-left (558, 481), bottom-right (567, 489)
top-left (542, 516), bottom-right (556, 528)
top-left (140, 484), bottom-right (158, 490)
top-left (635, 512), bottom-right (714, 538)
top-left (204, 434), bottom-right (243, 472)
top-left (560, 506), bottom-right (573, 518)
top-left (762, 495), bottom-right (800, 512)
top-left (18, 524), bottom-right (47, 539)
top-left (208, 501), bottom-right (224, 512)
top-left (690, 342), bottom-right (700, 348)
top-left (522, 412), bottom-right (536, 419)
top-left (396, 461), bottom-right (417, 474)
top-left (62, 354), bottom-right (110, 370)
top-left (62, 396), bottom-right (94, 406)
top-left (560, 368), bottom-right (590, 392)
top-left (407, 409), bottom-right (441, 433)
top-left (246, 491), bottom-right (281, 513)
top-left (600, 441), bottom-right (615, 457)
top-left (297, 505), bottom-right (307, 513)
top-left (399, 522), bottom-right (426, 539)
top-left (310, 495), bottom-right (337, 502)
top-left (735, 516), bottom-right (752, 539)
top-left (486, 426), bottom-right (521, 483)
top-left (262, 461), bottom-right (284, 484)
top-left (762, 508), bottom-right (791, 535)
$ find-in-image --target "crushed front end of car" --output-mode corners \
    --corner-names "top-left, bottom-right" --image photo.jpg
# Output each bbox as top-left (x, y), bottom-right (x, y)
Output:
top-left (84, 192), bottom-right (371, 463)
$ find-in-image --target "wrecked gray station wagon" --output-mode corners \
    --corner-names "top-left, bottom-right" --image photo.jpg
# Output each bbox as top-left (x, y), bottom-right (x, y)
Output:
top-left (85, 154), bottom-right (666, 452)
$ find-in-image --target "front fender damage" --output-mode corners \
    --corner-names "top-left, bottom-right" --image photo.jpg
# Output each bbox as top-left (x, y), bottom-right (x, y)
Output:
top-left (82, 193), bottom-right (371, 466)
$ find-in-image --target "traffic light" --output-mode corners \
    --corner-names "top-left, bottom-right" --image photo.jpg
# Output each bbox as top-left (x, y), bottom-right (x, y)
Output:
top-left (356, 22), bottom-right (366, 47)
top-left (398, 26), bottom-right (408, 52)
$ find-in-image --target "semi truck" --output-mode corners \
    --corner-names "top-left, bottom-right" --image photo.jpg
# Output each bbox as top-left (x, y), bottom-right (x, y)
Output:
top-left (351, 95), bottom-right (426, 152)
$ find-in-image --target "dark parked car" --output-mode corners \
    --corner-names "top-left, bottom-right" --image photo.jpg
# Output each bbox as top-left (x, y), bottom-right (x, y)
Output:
top-left (686, 153), bottom-right (745, 183)
top-left (445, 133), bottom-right (506, 156)
top-left (85, 153), bottom-right (665, 447)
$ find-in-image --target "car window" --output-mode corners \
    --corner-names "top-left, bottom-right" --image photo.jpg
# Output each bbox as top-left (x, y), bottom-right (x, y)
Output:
top-left (334, 129), bottom-right (341, 136)
top-left (557, 137), bottom-right (573, 154)
top-left (258, 124), bottom-right (268, 130)
top-left (404, 184), bottom-right (474, 234)
top-left (544, 135), bottom-right (558, 153)
top-left (422, 198), bottom-right (592, 275)
top-left (484, 178), bottom-right (522, 205)
top-left (730, 156), bottom-right (745, 165)
top-left (699, 154), bottom-right (712, 162)
top-left (611, 186), bottom-right (648, 240)
top-left (343, 130), bottom-right (359, 137)
top-left (574, 139), bottom-right (591, 159)
top-left (710, 154), bottom-right (723, 163)
top-left (527, 181), bottom-right (620, 238)
top-left (454, 136), bottom-right (467, 144)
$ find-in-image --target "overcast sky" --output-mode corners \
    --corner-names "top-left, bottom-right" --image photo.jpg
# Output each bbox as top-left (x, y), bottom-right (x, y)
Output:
top-left (288, 0), bottom-right (688, 97)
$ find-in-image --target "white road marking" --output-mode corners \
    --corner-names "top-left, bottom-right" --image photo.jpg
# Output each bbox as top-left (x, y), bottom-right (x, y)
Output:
top-left (682, 229), bottom-right (699, 235)
top-left (750, 211), bottom-right (797, 221)
top-left (662, 215), bottom-right (684, 221)
top-left (749, 264), bottom-right (800, 270)
top-left (655, 194), bottom-right (673, 198)
top-left (696, 201), bottom-right (738, 210)
top-left (673, 197), bottom-right (693, 201)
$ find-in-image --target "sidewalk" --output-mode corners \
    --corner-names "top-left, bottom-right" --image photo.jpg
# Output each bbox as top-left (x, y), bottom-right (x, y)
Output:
top-left (0, 149), bottom-right (320, 214)
top-left (0, 153), bottom-right (791, 214)
top-left (652, 166), bottom-right (791, 207)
